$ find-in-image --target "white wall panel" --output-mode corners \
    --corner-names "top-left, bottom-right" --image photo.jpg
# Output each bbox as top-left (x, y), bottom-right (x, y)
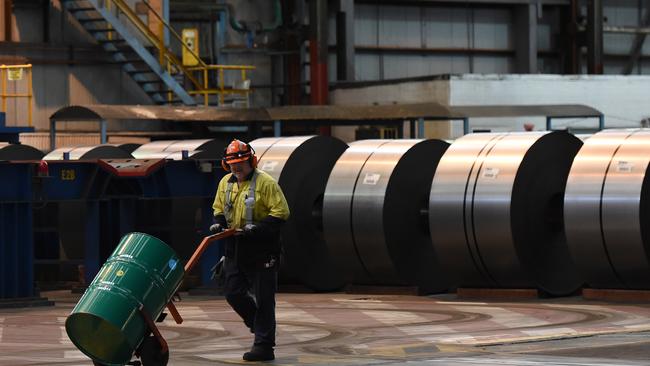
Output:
top-left (450, 74), bottom-right (650, 136)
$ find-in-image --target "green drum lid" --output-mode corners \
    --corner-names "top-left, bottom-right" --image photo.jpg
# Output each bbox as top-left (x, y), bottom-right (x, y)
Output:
top-left (66, 312), bottom-right (134, 366)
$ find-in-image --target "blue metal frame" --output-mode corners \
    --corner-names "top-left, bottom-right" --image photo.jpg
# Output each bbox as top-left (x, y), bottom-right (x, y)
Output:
top-left (0, 112), bottom-right (34, 143)
top-left (0, 162), bottom-right (34, 299)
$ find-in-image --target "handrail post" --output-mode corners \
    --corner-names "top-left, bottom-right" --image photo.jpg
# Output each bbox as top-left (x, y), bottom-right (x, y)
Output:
top-left (203, 68), bottom-right (208, 106)
top-left (107, 0), bottom-right (113, 41)
top-left (49, 118), bottom-right (57, 150)
top-left (219, 68), bottom-right (224, 106)
top-left (158, 22), bottom-right (165, 67)
top-left (27, 66), bottom-right (33, 127)
top-left (1, 67), bottom-right (6, 114)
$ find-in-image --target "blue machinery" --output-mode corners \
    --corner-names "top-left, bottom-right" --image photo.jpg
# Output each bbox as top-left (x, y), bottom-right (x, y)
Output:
top-left (0, 156), bottom-right (225, 302)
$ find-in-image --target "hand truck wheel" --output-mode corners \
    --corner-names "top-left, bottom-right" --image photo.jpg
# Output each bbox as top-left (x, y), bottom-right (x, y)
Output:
top-left (139, 335), bottom-right (169, 366)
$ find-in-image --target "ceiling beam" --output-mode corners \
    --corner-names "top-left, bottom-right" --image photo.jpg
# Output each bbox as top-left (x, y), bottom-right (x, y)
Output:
top-left (355, 0), bottom-right (570, 6)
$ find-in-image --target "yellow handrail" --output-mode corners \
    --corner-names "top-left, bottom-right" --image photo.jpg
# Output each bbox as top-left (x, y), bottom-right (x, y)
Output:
top-left (0, 64), bottom-right (33, 127)
top-left (136, 0), bottom-right (207, 68)
top-left (107, 0), bottom-right (203, 90)
top-left (187, 64), bottom-right (256, 106)
top-left (101, 1), bottom-right (256, 106)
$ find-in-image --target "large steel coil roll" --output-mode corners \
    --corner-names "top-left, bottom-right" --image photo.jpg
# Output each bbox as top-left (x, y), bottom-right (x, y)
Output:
top-left (565, 129), bottom-right (650, 289)
top-left (250, 136), bottom-right (348, 292)
top-left (323, 139), bottom-right (450, 294)
top-left (0, 143), bottom-right (44, 160)
top-left (323, 140), bottom-right (390, 286)
top-left (131, 139), bottom-right (225, 160)
top-left (429, 131), bottom-right (583, 296)
top-left (44, 145), bottom-right (132, 160)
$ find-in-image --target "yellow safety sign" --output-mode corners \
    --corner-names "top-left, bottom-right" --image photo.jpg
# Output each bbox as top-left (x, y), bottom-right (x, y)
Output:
top-left (182, 28), bottom-right (200, 66)
top-left (7, 68), bottom-right (23, 81)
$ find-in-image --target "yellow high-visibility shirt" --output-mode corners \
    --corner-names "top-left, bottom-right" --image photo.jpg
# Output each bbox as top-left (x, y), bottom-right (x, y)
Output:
top-left (212, 169), bottom-right (290, 229)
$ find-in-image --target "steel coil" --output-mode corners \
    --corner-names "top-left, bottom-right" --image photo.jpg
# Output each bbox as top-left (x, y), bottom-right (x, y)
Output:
top-left (565, 129), bottom-right (650, 289)
top-left (251, 136), bottom-right (348, 291)
top-left (430, 131), bottom-right (583, 296)
top-left (0, 143), bottom-right (44, 160)
top-left (324, 139), bottom-right (450, 293)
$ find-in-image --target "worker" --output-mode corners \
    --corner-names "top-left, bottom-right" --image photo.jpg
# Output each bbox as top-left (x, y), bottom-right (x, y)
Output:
top-left (211, 139), bottom-right (290, 362)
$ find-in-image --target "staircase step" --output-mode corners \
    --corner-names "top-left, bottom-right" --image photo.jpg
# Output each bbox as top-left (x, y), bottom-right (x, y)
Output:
top-left (114, 59), bottom-right (148, 65)
top-left (126, 69), bottom-right (157, 75)
top-left (137, 80), bottom-right (164, 85)
top-left (78, 18), bottom-right (107, 24)
top-left (98, 39), bottom-right (128, 45)
top-left (66, 7), bottom-right (96, 13)
top-left (88, 28), bottom-right (118, 34)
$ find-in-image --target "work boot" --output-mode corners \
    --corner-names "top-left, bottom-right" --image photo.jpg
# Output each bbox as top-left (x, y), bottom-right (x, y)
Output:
top-left (243, 345), bottom-right (274, 361)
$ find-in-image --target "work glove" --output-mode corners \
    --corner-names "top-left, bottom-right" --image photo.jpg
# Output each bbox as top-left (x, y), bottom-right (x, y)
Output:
top-left (241, 223), bottom-right (258, 237)
top-left (209, 223), bottom-right (225, 234)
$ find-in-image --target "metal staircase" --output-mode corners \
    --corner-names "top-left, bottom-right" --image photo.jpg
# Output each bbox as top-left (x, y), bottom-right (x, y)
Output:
top-left (62, 0), bottom-right (201, 105)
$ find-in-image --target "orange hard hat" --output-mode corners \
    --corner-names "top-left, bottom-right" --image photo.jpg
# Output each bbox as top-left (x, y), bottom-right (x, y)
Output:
top-left (222, 139), bottom-right (257, 170)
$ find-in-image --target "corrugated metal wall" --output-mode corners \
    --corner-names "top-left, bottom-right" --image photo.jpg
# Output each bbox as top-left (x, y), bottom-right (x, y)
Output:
top-left (333, 1), bottom-right (650, 82)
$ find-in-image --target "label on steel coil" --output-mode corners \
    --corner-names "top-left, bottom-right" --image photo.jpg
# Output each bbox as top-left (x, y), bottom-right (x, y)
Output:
top-left (616, 160), bottom-right (634, 173)
top-left (362, 173), bottom-right (381, 185)
top-left (261, 160), bottom-right (279, 172)
top-left (482, 167), bottom-right (500, 179)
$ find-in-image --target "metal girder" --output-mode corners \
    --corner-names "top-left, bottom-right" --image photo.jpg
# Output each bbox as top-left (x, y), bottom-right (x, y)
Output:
top-left (587, 0), bottom-right (604, 74)
top-left (336, 0), bottom-right (355, 81)
top-left (622, 0), bottom-right (650, 74)
top-left (514, 4), bottom-right (538, 73)
top-left (356, 0), bottom-right (570, 6)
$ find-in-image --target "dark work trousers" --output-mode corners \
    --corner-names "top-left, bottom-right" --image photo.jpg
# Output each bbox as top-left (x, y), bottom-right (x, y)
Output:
top-left (223, 256), bottom-right (278, 348)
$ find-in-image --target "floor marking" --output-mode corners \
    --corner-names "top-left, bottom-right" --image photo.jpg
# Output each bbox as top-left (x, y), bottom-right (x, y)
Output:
top-left (57, 316), bottom-right (73, 345)
top-left (180, 320), bottom-right (225, 331)
top-left (361, 310), bottom-right (428, 325)
top-left (277, 324), bottom-right (329, 342)
top-left (399, 324), bottom-right (455, 336)
top-left (170, 305), bottom-right (210, 319)
top-left (333, 298), bottom-right (397, 309)
top-left (454, 306), bottom-right (552, 328)
top-left (63, 349), bottom-right (88, 359)
top-left (521, 327), bottom-right (578, 337)
top-left (277, 302), bottom-right (326, 324)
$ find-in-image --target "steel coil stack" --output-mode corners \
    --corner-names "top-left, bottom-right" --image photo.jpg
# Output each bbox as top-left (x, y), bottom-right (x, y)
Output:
top-left (250, 136), bottom-right (348, 292)
top-left (44, 145), bottom-right (132, 160)
top-left (114, 143), bottom-right (142, 155)
top-left (565, 129), bottom-right (650, 290)
top-left (323, 139), bottom-right (450, 294)
top-left (131, 139), bottom-right (225, 160)
top-left (429, 131), bottom-right (583, 296)
top-left (0, 143), bottom-right (44, 160)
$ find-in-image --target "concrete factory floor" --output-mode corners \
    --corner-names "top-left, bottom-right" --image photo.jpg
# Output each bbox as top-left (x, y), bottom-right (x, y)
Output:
top-left (1, 291), bottom-right (650, 365)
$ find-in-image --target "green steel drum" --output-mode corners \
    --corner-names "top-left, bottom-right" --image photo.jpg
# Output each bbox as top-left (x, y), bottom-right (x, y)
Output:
top-left (66, 232), bottom-right (184, 365)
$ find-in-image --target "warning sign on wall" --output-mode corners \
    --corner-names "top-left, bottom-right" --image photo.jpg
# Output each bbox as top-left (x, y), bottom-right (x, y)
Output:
top-left (7, 68), bottom-right (23, 81)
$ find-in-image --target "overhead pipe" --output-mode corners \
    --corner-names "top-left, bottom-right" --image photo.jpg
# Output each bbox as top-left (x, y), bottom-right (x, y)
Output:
top-left (172, 1), bottom-right (282, 34)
